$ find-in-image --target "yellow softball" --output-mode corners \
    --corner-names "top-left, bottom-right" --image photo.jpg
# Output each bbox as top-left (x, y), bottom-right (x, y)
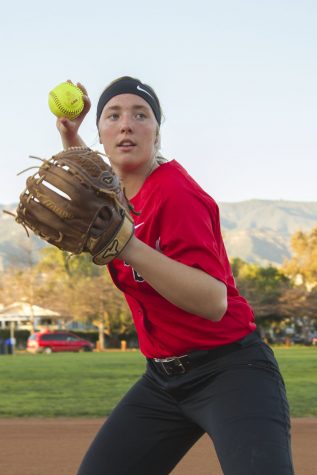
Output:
top-left (48, 82), bottom-right (84, 120)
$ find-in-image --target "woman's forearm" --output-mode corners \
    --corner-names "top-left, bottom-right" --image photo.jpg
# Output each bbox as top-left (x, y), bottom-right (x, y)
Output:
top-left (119, 237), bottom-right (227, 321)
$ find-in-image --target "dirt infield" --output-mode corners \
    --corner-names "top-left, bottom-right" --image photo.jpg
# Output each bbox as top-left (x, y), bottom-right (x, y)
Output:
top-left (0, 418), bottom-right (315, 474)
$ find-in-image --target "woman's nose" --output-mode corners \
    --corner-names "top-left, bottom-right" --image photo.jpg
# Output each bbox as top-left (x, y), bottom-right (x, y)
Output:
top-left (120, 115), bottom-right (133, 133)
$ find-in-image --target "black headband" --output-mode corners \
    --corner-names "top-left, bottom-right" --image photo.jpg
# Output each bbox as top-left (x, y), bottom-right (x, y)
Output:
top-left (96, 78), bottom-right (161, 125)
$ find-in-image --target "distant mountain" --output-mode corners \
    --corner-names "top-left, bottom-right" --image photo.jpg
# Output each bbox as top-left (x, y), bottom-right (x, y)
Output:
top-left (0, 203), bottom-right (47, 270)
top-left (1, 200), bottom-right (317, 269)
top-left (219, 200), bottom-right (317, 266)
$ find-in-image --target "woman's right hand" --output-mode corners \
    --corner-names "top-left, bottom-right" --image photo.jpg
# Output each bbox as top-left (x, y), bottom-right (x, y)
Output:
top-left (56, 80), bottom-right (91, 149)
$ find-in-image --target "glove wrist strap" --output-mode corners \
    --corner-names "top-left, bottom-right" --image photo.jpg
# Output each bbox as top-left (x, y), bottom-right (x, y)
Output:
top-left (92, 216), bottom-right (134, 265)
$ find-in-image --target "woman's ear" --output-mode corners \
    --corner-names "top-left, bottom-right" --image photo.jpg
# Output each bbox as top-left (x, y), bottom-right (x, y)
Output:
top-left (155, 127), bottom-right (160, 144)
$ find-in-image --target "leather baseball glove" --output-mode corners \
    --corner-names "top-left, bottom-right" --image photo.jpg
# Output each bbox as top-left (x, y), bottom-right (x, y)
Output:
top-left (15, 147), bottom-right (134, 265)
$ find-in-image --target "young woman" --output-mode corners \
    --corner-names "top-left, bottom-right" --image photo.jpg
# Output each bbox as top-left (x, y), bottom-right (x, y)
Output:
top-left (57, 77), bottom-right (294, 475)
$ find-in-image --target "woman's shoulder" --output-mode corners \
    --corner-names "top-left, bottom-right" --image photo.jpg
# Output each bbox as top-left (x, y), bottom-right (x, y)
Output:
top-left (151, 160), bottom-right (193, 189)
top-left (158, 160), bottom-right (189, 181)
top-left (153, 160), bottom-right (218, 208)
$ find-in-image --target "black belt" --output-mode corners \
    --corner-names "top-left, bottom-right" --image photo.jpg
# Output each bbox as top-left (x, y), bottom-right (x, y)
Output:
top-left (149, 332), bottom-right (260, 376)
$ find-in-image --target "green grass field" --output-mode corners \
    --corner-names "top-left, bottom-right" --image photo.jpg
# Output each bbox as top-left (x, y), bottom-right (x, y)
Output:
top-left (0, 347), bottom-right (316, 418)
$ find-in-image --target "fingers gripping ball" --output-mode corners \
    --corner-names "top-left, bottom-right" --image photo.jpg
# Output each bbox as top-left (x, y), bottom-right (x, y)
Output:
top-left (16, 147), bottom-right (135, 265)
top-left (48, 82), bottom-right (84, 120)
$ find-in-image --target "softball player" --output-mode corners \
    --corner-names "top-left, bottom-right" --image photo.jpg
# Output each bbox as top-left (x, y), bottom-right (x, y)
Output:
top-left (57, 77), bottom-right (295, 474)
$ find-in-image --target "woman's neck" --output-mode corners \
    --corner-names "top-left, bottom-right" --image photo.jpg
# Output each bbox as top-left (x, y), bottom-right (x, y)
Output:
top-left (116, 159), bottom-right (159, 200)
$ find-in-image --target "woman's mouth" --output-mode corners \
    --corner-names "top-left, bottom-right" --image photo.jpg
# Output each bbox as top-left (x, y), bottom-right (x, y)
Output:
top-left (117, 140), bottom-right (136, 150)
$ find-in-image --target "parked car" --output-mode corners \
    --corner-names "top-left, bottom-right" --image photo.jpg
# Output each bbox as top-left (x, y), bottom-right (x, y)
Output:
top-left (311, 334), bottom-right (317, 346)
top-left (27, 331), bottom-right (94, 354)
top-left (291, 335), bottom-right (306, 345)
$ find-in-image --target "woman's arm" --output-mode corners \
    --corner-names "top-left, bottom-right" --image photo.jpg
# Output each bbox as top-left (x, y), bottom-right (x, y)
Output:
top-left (119, 236), bottom-right (227, 322)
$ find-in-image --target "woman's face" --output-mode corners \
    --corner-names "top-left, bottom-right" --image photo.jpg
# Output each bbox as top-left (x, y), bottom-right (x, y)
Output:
top-left (98, 94), bottom-right (158, 173)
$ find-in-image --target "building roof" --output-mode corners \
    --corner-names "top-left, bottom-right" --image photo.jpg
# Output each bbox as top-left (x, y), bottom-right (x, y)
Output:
top-left (0, 302), bottom-right (61, 322)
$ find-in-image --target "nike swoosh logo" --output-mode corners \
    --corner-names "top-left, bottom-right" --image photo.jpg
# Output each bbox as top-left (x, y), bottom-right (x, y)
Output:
top-left (135, 222), bottom-right (144, 229)
top-left (136, 85), bottom-right (154, 99)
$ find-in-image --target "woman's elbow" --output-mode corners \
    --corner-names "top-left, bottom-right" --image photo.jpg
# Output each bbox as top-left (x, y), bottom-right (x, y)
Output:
top-left (211, 299), bottom-right (228, 321)
top-left (205, 280), bottom-right (228, 321)
top-left (186, 275), bottom-right (228, 321)
top-left (202, 298), bottom-right (227, 322)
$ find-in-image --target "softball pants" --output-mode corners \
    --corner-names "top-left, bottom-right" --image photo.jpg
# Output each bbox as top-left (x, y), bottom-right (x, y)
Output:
top-left (77, 333), bottom-right (295, 475)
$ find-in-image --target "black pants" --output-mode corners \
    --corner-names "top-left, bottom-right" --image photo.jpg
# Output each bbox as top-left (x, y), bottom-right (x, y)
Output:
top-left (77, 334), bottom-right (295, 474)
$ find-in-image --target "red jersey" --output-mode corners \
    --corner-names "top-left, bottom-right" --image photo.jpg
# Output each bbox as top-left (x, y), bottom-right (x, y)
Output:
top-left (108, 160), bottom-right (256, 358)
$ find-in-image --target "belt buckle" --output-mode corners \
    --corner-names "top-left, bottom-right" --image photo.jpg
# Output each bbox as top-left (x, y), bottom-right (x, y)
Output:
top-left (154, 356), bottom-right (187, 375)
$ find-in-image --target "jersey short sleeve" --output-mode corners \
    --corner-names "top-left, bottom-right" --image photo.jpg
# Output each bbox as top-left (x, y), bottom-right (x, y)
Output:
top-left (157, 172), bottom-right (230, 286)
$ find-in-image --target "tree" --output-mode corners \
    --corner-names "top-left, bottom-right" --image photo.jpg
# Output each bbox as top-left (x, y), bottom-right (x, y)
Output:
top-left (72, 273), bottom-right (132, 349)
top-left (0, 266), bottom-right (43, 332)
top-left (231, 258), bottom-right (291, 319)
top-left (283, 226), bottom-right (317, 288)
top-left (34, 248), bottom-right (101, 315)
top-left (281, 226), bottom-right (317, 334)
top-left (34, 248), bottom-right (133, 349)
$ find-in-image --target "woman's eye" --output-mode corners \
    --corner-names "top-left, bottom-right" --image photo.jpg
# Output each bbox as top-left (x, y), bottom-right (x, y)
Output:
top-left (136, 113), bottom-right (146, 120)
top-left (108, 113), bottom-right (119, 120)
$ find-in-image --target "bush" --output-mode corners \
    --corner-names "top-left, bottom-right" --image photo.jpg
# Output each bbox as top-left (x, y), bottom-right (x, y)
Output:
top-left (71, 331), bottom-right (139, 349)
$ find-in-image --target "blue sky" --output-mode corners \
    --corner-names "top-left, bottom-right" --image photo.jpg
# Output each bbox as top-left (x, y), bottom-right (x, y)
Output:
top-left (1, 0), bottom-right (316, 204)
